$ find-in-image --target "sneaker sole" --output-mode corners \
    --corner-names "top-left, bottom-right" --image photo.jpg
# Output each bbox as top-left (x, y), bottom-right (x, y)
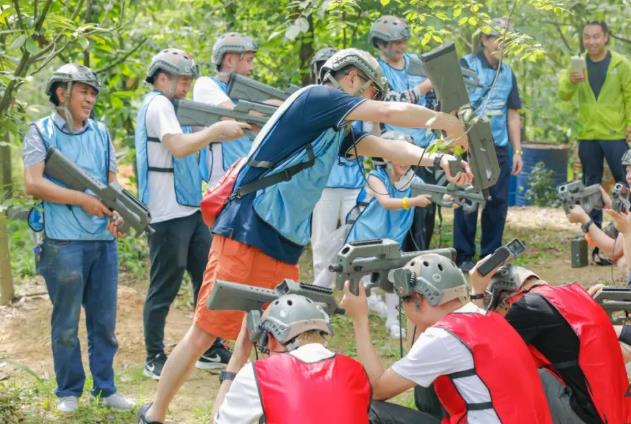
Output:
top-left (143, 368), bottom-right (160, 380)
top-left (195, 360), bottom-right (226, 370)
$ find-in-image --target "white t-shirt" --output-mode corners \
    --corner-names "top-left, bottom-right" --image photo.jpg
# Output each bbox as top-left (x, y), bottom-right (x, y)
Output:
top-left (193, 76), bottom-right (232, 186)
top-left (145, 95), bottom-right (198, 223)
top-left (214, 343), bottom-right (336, 424)
top-left (392, 303), bottom-right (501, 423)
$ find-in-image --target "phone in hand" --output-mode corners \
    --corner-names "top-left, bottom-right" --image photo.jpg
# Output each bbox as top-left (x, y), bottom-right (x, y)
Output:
top-left (476, 238), bottom-right (526, 277)
top-left (571, 56), bottom-right (586, 76)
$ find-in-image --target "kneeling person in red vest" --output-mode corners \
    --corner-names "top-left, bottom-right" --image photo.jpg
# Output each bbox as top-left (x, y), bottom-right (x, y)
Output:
top-left (469, 262), bottom-right (630, 424)
top-left (342, 254), bottom-right (553, 424)
top-left (212, 294), bottom-right (372, 424)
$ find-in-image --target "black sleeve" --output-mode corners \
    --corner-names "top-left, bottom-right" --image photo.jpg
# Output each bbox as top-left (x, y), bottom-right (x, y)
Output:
top-left (460, 58), bottom-right (470, 68)
top-left (507, 71), bottom-right (522, 110)
top-left (620, 325), bottom-right (631, 346)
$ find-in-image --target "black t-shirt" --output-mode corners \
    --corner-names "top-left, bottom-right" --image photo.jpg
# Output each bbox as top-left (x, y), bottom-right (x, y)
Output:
top-left (505, 292), bottom-right (603, 423)
top-left (587, 51), bottom-right (612, 100)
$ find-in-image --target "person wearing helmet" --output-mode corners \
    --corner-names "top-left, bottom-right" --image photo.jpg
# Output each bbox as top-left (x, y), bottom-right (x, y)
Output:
top-left (135, 48), bottom-right (250, 381)
top-left (565, 150), bottom-right (631, 266)
top-left (342, 253), bottom-right (553, 423)
top-left (138, 47), bottom-right (473, 424)
top-left (559, 21), bottom-right (631, 229)
top-left (194, 33), bottom-right (259, 186)
top-left (22, 63), bottom-right (133, 413)
top-left (469, 261), bottom-right (631, 423)
top-left (311, 47), bottom-right (337, 83)
top-left (453, 18), bottom-right (524, 273)
top-left (344, 131), bottom-right (434, 338)
top-left (369, 15), bottom-right (438, 253)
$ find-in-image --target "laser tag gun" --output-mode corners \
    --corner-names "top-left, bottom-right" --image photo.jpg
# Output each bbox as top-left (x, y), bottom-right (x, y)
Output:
top-left (407, 56), bottom-right (484, 88)
top-left (612, 183), bottom-right (630, 213)
top-left (419, 42), bottom-right (500, 192)
top-left (329, 238), bottom-right (456, 295)
top-left (410, 181), bottom-right (485, 214)
top-left (227, 73), bottom-right (300, 104)
top-left (593, 287), bottom-right (631, 324)
top-left (172, 98), bottom-right (272, 128)
top-left (206, 279), bottom-right (344, 316)
top-left (44, 147), bottom-right (153, 237)
top-left (557, 181), bottom-right (603, 214)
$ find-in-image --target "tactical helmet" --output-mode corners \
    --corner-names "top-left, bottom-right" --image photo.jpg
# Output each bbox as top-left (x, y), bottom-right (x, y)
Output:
top-left (211, 32), bottom-right (258, 70)
top-left (484, 264), bottom-right (538, 310)
top-left (392, 254), bottom-right (469, 306)
top-left (311, 47), bottom-right (338, 66)
top-left (320, 48), bottom-right (388, 100)
top-left (259, 294), bottom-right (333, 347)
top-left (368, 15), bottom-right (410, 47)
top-left (46, 63), bottom-right (100, 103)
top-left (483, 17), bottom-right (509, 37)
top-left (622, 149), bottom-right (631, 166)
top-left (146, 48), bottom-right (199, 83)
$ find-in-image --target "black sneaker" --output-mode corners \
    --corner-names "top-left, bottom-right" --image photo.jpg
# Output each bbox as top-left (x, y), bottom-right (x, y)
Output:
top-left (137, 402), bottom-right (162, 424)
top-left (195, 343), bottom-right (231, 370)
top-left (143, 353), bottom-right (167, 380)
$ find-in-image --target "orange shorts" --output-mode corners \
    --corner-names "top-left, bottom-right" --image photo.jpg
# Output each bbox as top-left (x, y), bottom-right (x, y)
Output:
top-left (194, 235), bottom-right (300, 340)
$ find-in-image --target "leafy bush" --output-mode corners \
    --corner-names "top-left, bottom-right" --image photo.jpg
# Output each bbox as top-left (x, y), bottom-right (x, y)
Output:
top-left (523, 161), bottom-right (561, 207)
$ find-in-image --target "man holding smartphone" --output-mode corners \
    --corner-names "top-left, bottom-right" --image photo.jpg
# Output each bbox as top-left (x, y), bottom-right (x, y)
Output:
top-left (559, 21), bottom-right (631, 228)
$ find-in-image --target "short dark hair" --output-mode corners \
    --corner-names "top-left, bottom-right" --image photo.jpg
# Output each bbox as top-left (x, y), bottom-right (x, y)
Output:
top-left (49, 82), bottom-right (63, 106)
top-left (146, 69), bottom-right (172, 84)
top-left (584, 20), bottom-right (609, 34)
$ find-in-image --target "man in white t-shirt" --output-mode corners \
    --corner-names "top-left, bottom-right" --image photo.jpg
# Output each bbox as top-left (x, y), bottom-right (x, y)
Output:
top-left (134, 48), bottom-right (250, 379)
top-left (194, 32), bottom-right (258, 186)
top-left (341, 253), bottom-right (553, 423)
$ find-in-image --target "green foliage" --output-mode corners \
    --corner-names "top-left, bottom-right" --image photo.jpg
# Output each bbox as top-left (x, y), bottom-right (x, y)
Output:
top-left (523, 161), bottom-right (560, 207)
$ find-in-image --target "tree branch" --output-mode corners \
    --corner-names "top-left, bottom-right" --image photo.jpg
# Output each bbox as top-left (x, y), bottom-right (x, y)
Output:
top-left (95, 37), bottom-right (147, 74)
top-left (11, 0), bottom-right (25, 30)
top-left (553, 22), bottom-right (572, 52)
top-left (611, 33), bottom-right (631, 45)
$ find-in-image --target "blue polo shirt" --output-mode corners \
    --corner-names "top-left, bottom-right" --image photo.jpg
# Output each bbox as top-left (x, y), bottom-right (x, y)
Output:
top-left (213, 85), bottom-right (367, 264)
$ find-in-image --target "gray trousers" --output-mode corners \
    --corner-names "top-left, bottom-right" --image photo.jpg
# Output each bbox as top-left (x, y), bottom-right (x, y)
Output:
top-left (538, 368), bottom-right (587, 424)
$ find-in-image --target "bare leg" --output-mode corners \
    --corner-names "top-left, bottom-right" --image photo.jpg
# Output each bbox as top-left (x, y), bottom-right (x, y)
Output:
top-left (146, 325), bottom-right (215, 422)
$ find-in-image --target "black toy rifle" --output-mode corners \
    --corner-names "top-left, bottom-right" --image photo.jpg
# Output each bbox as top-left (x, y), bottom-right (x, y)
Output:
top-left (411, 181), bottom-right (485, 214)
top-left (172, 98), bottom-right (273, 128)
top-left (557, 181), bottom-right (603, 214)
top-left (594, 287), bottom-right (631, 324)
top-left (227, 73), bottom-right (300, 104)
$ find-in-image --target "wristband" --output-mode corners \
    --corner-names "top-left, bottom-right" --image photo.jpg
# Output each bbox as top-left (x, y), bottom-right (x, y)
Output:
top-left (470, 293), bottom-right (485, 300)
top-left (219, 371), bottom-right (237, 383)
top-left (514, 150), bottom-right (523, 156)
top-left (401, 197), bottom-right (410, 209)
top-left (432, 154), bottom-right (444, 169)
top-left (582, 219), bottom-right (594, 234)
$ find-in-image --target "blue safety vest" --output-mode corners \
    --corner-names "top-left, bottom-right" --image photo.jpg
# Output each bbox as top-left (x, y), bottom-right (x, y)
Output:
top-left (135, 91), bottom-right (202, 207)
top-left (34, 114), bottom-right (112, 241)
top-left (345, 167), bottom-right (418, 246)
top-left (379, 54), bottom-right (436, 148)
top-left (463, 54), bottom-right (513, 147)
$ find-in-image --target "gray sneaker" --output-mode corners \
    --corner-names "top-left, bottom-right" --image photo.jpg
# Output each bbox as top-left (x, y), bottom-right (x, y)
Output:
top-left (57, 396), bottom-right (78, 414)
top-left (99, 393), bottom-right (135, 411)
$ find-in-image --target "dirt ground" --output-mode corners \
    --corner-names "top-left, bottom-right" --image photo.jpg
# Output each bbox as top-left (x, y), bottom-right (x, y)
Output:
top-left (0, 207), bottom-right (626, 423)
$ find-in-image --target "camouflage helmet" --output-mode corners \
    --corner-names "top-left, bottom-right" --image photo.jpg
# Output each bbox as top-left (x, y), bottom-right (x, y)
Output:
top-left (320, 48), bottom-right (388, 100)
top-left (46, 63), bottom-right (100, 101)
top-left (368, 15), bottom-right (410, 47)
top-left (146, 48), bottom-right (199, 83)
top-left (483, 17), bottom-right (510, 37)
top-left (622, 149), bottom-right (631, 166)
top-left (211, 32), bottom-right (258, 70)
top-left (259, 294), bottom-right (333, 346)
top-left (392, 253), bottom-right (469, 306)
top-left (484, 264), bottom-right (539, 310)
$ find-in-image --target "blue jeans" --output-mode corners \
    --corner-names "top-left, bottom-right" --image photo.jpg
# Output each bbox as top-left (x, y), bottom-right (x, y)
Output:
top-left (38, 239), bottom-right (119, 398)
top-left (453, 145), bottom-right (511, 264)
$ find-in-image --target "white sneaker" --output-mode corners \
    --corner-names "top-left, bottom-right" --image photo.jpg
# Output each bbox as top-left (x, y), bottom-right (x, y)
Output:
top-left (57, 396), bottom-right (78, 414)
top-left (387, 322), bottom-right (407, 339)
top-left (367, 294), bottom-right (388, 318)
top-left (99, 393), bottom-right (135, 411)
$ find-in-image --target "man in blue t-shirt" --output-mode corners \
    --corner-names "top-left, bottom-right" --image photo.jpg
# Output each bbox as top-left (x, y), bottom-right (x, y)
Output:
top-left (138, 47), bottom-right (472, 424)
top-left (368, 15), bottom-right (438, 251)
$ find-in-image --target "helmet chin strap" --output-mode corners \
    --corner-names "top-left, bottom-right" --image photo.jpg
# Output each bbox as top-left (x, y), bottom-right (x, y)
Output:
top-left (60, 81), bottom-right (75, 130)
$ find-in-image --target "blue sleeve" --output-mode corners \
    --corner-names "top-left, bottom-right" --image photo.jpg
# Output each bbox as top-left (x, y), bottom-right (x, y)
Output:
top-left (507, 71), bottom-right (522, 110)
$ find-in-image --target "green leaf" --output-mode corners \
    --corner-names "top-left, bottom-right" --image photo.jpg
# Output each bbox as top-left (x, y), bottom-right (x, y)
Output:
top-left (79, 37), bottom-right (90, 51)
top-left (24, 38), bottom-right (38, 55)
top-left (9, 34), bottom-right (27, 50)
top-left (458, 17), bottom-right (468, 26)
top-left (380, 0), bottom-right (390, 5)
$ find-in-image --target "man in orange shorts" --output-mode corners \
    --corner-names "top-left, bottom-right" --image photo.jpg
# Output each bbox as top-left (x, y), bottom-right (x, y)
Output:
top-left (138, 48), bottom-right (473, 424)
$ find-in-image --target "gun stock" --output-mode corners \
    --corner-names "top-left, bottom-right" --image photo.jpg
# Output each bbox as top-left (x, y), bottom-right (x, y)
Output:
top-left (329, 239), bottom-right (456, 295)
top-left (172, 99), bottom-right (270, 128)
top-left (227, 73), bottom-right (299, 103)
top-left (420, 42), bottom-right (500, 191)
top-left (557, 181), bottom-right (603, 214)
top-left (44, 147), bottom-right (153, 236)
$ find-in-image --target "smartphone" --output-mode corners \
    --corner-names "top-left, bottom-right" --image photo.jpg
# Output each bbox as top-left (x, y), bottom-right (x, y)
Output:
top-left (571, 56), bottom-right (586, 75)
top-left (477, 238), bottom-right (526, 276)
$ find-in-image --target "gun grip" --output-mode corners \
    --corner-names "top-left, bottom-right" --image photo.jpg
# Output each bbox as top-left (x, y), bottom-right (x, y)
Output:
top-left (448, 159), bottom-right (462, 177)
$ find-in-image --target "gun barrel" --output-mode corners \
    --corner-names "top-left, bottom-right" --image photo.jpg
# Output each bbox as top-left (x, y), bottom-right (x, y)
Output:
top-left (173, 99), bottom-right (269, 127)
top-left (227, 73), bottom-right (293, 103)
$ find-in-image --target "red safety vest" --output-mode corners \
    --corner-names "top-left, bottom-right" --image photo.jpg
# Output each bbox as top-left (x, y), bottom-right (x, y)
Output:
top-left (513, 283), bottom-right (631, 424)
top-left (433, 310), bottom-right (553, 424)
top-left (254, 351), bottom-right (371, 424)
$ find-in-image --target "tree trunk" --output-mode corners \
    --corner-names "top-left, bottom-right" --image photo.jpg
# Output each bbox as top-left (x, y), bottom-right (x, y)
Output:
top-left (0, 213), bottom-right (14, 305)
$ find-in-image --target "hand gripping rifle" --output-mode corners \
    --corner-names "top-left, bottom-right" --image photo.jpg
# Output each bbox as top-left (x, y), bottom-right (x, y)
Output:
top-left (328, 238), bottom-right (456, 295)
top-left (410, 181), bottom-right (485, 214)
top-left (419, 42), bottom-right (501, 192)
top-left (557, 181), bottom-right (603, 214)
top-left (227, 73), bottom-right (300, 104)
top-left (612, 183), bottom-right (630, 213)
top-left (172, 98), bottom-right (273, 128)
top-left (44, 147), bottom-right (153, 236)
top-left (594, 287), bottom-right (631, 324)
